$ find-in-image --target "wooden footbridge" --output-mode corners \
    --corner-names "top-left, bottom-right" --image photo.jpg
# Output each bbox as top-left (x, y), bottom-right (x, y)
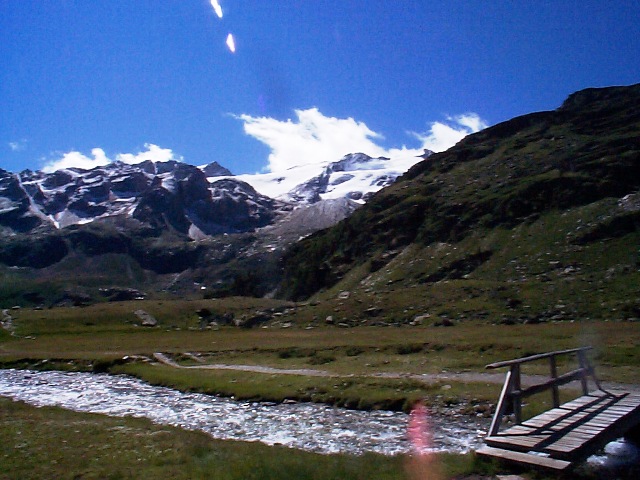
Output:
top-left (477, 347), bottom-right (640, 471)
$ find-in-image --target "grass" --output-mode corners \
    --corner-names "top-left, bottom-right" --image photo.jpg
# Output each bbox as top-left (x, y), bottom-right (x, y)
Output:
top-left (111, 362), bottom-right (498, 413)
top-left (6, 297), bottom-right (295, 336)
top-left (2, 301), bottom-right (638, 420)
top-left (2, 302), bottom-right (638, 392)
top-left (1, 300), bottom-right (639, 478)
top-left (2, 389), bottom-right (635, 480)
top-left (0, 397), bottom-right (410, 480)
top-left (2, 306), bottom-right (639, 479)
top-left (6, 302), bottom-right (638, 355)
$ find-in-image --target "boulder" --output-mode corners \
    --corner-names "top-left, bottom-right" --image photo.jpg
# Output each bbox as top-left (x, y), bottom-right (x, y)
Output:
top-left (412, 313), bottom-right (431, 325)
top-left (134, 309), bottom-right (157, 327)
top-left (101, 288), bottom-right (146, 302)
top-left (234, 312), bottom-right (271, 328)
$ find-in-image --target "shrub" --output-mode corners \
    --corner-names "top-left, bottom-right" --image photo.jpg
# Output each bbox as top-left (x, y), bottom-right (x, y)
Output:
top-left (396, 343), bottom-right (424, 355)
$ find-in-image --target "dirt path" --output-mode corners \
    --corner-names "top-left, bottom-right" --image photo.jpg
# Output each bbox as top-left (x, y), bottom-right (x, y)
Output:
top-left (152, 353), bottom-right (338, 377)
top-left (151, 353), bottom-right (639, 392)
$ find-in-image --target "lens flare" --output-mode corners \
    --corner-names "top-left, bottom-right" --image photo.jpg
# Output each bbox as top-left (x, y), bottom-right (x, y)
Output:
top-left (406, 402), bottom-right (443, 480)
top-left (226, 33), bottom-right (236, 53)
top-left (210, 0), bottom-right (223, 18)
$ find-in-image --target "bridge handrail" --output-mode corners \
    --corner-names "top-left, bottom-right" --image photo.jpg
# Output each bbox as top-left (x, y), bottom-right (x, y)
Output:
top-left (485, 346), bottom-right (592, 370)
top-left (485, 346), bottom-right (603, 436)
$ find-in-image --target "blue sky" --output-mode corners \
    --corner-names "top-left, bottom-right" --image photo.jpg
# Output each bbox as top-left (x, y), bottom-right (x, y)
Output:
top-left (2, 1), bottom-right (639, 175)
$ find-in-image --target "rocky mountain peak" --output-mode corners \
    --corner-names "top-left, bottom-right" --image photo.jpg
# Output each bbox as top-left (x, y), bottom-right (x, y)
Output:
top-left (202, 161), bottom-right (233, 177)
top-left (0, 160), bottom-right (285, 238)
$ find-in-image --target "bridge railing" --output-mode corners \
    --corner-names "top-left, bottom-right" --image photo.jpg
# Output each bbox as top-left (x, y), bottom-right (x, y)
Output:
top-left (485, 346), bottom-right (603, 436)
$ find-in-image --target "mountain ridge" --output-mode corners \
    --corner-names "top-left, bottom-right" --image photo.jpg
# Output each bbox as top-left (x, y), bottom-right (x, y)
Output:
top-left (0, 147), bottom-right (423, 304)
top-left (1, 151), bottom-right (426, 238)
top-left (278, 83), bottom-right (640, 325)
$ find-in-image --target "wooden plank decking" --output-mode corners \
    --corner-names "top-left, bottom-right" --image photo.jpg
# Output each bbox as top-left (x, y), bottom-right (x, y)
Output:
top-left (480, 390), bottom-right (640, 470)
top-left (476, 348), bottom-right (640, 471)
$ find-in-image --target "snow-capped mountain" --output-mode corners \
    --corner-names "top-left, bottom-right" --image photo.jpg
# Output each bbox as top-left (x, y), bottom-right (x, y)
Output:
top-left (0, 150), bottom-right (431, 301)
top-left (0, 160), bottom-right (282, 238)
top-left (0, 151), bottom-right (430, 238)
top-left (226, 151), bottom-right (432, 204)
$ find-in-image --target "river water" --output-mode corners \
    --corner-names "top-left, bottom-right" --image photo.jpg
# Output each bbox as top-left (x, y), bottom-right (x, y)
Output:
top-left (0, 369), bottom-right (488, 456)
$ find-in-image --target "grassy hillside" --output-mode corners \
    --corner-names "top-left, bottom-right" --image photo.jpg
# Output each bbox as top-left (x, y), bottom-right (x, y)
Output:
top-left (279, 84), bottom-right (640, 326)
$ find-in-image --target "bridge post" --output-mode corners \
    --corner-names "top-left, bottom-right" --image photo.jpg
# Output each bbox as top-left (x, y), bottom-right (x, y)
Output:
top-left (577, 350), bottom-right (589, 395)
top-left (549, 355), bottom-right (560, 408)
top-left (512, 364), bottom-right (522, 424)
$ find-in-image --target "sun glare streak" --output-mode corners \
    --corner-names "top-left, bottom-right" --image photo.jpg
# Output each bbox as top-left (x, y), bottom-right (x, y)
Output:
top-left (406, 402), bottom-right (443, 480)
top-left (210, 0), bottom-right (223, 18)
top-left (207, 1), bottom-right (234, 52)
top-left (226, 33), bottom-right (236, 53)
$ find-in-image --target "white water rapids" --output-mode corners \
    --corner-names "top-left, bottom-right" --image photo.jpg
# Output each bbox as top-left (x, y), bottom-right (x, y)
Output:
top-left (0, 369), bottom-right (488, 456)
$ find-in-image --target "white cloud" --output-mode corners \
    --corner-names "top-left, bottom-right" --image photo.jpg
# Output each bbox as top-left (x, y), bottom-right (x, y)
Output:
top-left (237, 108), bottom-right (388, 172)
top-left (42, 144), bottom-right (181, 173)
top-left (410, 114), bottom-right (488, 153)
top-left (43, 148), bottom-right (110, 172)
top-left (8, 139), bottom-right (27, 152)
top-left (116, 143), bottom-right (178, 164)
top-left (237, 108), bottom-right (487, 173)
top-left (454, 113), bottom-right (488, 133)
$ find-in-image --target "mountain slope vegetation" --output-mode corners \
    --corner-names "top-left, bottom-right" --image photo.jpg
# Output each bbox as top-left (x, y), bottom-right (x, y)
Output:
top-left (279, 84), bottom-right (640, 324)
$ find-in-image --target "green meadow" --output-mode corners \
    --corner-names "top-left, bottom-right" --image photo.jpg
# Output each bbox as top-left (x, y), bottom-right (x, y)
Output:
top-left (1, 299), bottom-right (639, 479)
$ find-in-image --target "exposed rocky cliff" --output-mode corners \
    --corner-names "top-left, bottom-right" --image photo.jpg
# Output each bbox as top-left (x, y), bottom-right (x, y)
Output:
top-left (0, 161), bottom-right (282, 238)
